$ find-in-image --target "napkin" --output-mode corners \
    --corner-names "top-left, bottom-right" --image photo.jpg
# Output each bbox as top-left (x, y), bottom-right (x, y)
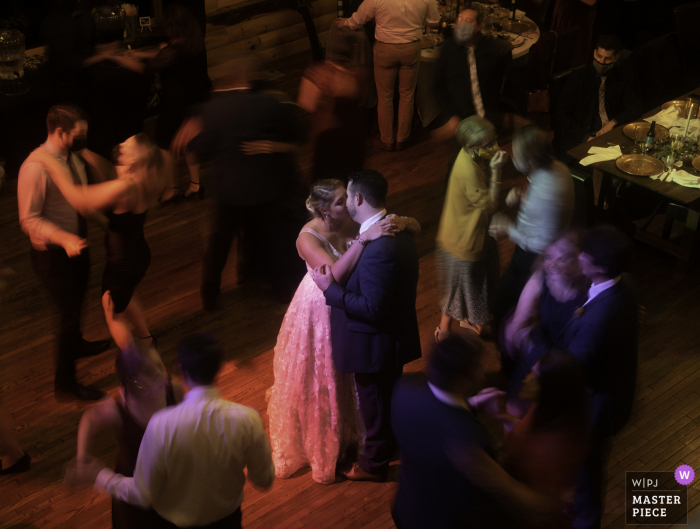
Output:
top-left (579, 145), bottom-right (622, 166)
top-left (650, 169), bottom-right (700, 188)
top-left (645, 106), bottom-right (700, 135)
top-left (515, 9), bottom-right (526, 19)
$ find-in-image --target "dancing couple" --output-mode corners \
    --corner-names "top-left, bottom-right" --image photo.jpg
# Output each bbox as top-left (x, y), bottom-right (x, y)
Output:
top-left (268, 170), bottom-right (422, 484)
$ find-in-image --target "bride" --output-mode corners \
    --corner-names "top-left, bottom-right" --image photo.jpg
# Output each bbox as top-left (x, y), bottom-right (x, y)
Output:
top-left (268, 179), bottom-right (420, 484)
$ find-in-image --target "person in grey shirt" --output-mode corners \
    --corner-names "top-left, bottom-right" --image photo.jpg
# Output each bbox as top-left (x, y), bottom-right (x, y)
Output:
top-left (489, 125), bottom-right (575, 330)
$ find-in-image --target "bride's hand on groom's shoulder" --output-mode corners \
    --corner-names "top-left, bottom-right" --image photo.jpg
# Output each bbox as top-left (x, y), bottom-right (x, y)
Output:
top-left (365, 219), bottom-right (399, 241)
top-left (311, 264), bottom-right (335, 292)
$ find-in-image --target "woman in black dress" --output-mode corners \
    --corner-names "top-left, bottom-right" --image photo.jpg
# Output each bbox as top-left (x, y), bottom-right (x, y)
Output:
top-left (106, 5), bottom-right (211, 200)
top-left (36, 134), bottom-right (165, 351)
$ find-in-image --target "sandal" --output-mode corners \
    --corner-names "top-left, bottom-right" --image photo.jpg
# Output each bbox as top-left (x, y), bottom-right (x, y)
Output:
top-left (139, 335), bottom-right (158, 349)
top-left (434, 326), bottom-right (451, 343)
top-left (181, 181), bottom-right (204, 200)
top-left (459, 319), bottom-right (494, 339)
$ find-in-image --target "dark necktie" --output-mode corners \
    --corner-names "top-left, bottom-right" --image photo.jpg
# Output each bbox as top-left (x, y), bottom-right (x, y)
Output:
top-left (66, 153), bottom-right (88, 238)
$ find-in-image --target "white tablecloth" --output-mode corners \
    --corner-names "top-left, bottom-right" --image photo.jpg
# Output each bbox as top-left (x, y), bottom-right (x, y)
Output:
top-left (416, 16), bottom-right (540, 127)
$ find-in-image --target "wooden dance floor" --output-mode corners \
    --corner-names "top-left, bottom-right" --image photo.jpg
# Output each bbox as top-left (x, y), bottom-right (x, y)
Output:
top-left (1, 54), bottom-right (700, 528)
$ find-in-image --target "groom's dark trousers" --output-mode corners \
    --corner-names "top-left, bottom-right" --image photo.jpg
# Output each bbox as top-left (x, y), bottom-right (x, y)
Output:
top-left (325, 229), bottom-right (421, 477)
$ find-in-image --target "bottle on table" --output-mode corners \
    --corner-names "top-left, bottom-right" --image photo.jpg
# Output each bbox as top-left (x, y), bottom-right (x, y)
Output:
top-left (645, 121), bottom-right (656, 152)
top-left (511, 0), bottom-right (516, 20)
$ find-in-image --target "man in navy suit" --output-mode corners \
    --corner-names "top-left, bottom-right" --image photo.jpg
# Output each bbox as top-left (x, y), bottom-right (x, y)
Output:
top-left (311, 169), bottom-right (421, 482)
top-left (555, 225), bottom-right (639, 529)
top-left (392, 334), bottom-right (560, 529)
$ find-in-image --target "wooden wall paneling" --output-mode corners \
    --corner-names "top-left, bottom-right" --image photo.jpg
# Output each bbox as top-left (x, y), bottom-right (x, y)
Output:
top-left (207, 31), bottom-right (328, 81)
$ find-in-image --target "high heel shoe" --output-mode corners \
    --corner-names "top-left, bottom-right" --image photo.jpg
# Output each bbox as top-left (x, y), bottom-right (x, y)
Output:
top-left (0, 452), bottom-right (31, 475)
top-left (181, 181), bottom-right (204, 200)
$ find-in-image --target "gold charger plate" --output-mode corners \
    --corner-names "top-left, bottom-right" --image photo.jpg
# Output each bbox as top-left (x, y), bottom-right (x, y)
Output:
top-left (622, 122), bottom-right (670, 142)
top-left (615, 154), bottom-right (664, 177)
top-left (662, 100), bottom-right (687, 118)
top-left (503, 20), bottom-right (536, 33)
top-left (692, 156), bottom-right (700, 173)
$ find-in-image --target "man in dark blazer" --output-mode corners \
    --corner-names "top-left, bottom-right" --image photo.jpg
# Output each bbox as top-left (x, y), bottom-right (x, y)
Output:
top-left (392, 334), bottom-right (559, 529)
top-left (174, 58), bottom-right (307, 308)
top-left (555, 35), bottom-right (642, 161)
top-left (433, 8), bottom-right (513, 134)
top-left (311, 169), bottom-right (421, 482)
top-left (554, 225), bottom-right (639, 529)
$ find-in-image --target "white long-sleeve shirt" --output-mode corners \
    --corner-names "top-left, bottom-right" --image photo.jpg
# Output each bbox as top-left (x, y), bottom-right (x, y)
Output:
top-left (344, 0), bottom-right (440, 43)
top-left (95, 386), bottom-right (274, 527)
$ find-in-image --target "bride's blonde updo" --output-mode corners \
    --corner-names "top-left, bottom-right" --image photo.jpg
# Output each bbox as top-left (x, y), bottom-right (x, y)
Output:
top-left (305, 179), bottom-right (344, 219)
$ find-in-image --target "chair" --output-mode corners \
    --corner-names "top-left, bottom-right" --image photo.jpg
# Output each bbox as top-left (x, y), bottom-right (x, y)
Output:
top-left (673, 2), bottom-right (700, 84)
top-left (552, 25), bottom-right (582, 75)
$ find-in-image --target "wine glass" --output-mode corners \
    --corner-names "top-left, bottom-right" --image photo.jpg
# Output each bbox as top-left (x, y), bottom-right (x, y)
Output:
top-left (635, 126), bottom-right (647, 154)
top-left (671, 132), bottom-right (682, 153)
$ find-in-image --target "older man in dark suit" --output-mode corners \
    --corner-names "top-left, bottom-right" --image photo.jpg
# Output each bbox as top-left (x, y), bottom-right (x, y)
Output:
top-left (311, 169), bottom-right (421, 482)
top-left (555, 225), bottom-right (639, 529)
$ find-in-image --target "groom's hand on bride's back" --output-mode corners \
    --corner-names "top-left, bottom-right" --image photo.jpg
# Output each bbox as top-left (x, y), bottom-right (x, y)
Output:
top-left (311, 264), bottom-right (335, 292)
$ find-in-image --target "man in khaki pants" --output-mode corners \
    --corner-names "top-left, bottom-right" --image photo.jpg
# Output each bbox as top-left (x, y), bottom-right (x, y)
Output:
top-left (337, 0), bottom-right (439, 151)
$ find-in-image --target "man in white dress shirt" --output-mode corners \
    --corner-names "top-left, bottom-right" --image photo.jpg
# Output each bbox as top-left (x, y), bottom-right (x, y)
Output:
top-left (337, 0), bottom-right (440, 151)
top-left (75, 334), bottom-right (274, 528)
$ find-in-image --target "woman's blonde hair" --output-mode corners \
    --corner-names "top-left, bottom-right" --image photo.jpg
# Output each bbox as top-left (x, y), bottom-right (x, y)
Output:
top-left (129, 134), bottom-right (166, 205)
top-left (306, 179), bottom-right (344, 219)
top-left (456, 115), bottom-right (495, 149)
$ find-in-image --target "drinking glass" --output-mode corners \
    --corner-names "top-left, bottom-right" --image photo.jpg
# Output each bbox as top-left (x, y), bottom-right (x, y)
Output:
top-left (671, 132), bottom-right (682, 153)
top-left (635, 126), bottom-right (647, 154)
top-left (663, 152), bottom-right (675, 172)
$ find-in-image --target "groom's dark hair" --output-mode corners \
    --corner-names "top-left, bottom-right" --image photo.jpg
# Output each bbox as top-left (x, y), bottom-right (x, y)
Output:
top-left (348, 169), bottom-right (388, 208)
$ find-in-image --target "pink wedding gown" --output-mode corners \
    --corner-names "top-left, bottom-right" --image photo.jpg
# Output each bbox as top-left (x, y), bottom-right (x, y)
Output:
top-left (267, 228), bottom-right (358, 484)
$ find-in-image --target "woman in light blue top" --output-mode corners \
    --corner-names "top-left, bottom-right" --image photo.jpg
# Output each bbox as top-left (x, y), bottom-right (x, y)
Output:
top-left (490, 125), bottom-right (575, 330)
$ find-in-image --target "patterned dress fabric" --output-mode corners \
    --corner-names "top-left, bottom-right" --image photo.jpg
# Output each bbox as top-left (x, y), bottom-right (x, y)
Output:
top-left (267, 229), bottom-right (358, 484)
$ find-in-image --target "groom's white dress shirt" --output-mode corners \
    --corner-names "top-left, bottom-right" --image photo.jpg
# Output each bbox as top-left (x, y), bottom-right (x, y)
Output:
top-left (360, 209), bottom-right (387, 234)
top-left (95, 386), bottom-right (274, 527)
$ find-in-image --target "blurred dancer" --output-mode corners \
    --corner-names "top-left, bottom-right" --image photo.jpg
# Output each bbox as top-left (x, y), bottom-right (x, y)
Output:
top-left (297, 24), bottom-right (372, 182)
top-left (173, 56), bottom-right (307, 307)
top-left (35, 134), bottom-right (165, 352)
top-left (18, 104), bottom-right (110, 401)
top-left (77, 346), bottom-right (184, 527)
top-left (490, 125), bottom-right (575, 328)
top-left (434, 116), bottom-right (507, 341)
top-left (103, 5), bottom-right (211, 200)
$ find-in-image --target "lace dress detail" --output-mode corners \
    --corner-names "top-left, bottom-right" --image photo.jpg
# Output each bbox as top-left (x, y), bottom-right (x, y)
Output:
top-left (267, 228), bottom-right (358, 484)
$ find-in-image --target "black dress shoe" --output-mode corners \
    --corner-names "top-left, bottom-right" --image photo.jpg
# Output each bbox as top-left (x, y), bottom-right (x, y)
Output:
top-left (0, 452), bottom-right (31, 475)
top-left (55, 383), bottom-right (105, 401)
top-left (76, 339), bottom-right (112, 359)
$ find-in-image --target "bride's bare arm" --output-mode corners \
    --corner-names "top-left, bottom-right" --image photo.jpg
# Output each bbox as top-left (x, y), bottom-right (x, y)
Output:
top-left (297, 220), bottom-right (400, 286)
top-left (385, 214), bottom-right (422, 236)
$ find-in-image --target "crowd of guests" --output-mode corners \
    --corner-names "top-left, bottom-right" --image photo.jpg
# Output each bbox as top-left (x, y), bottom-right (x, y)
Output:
top-left (1, 0), bottom-right (647, 528)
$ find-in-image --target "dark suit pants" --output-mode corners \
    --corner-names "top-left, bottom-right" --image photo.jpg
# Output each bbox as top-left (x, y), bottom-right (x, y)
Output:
top-left (155, 507), bottom-right (242, 529)
top-left (354, 364), bottom-right (404, 476)
top-left (494, 245), bottom-right (538, 328)
top-left (31, 247), bottom-right (90, 388)
top-left (572, 436), bottom-right (611, 529)
top-left (202, 199), bottom-right (305, 305)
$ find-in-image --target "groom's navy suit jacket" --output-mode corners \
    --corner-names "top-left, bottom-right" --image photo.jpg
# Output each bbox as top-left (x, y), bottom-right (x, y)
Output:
top-left (325, 230), bottom-right (421, 374)
top-left (555, 273), bottom-right (639, 438)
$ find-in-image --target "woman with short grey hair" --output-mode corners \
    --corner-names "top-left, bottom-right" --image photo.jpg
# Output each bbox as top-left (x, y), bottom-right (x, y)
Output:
top-left (435, 116), bottom-right (508, 341)
top-left (490, 124), bottom-right (575, 327)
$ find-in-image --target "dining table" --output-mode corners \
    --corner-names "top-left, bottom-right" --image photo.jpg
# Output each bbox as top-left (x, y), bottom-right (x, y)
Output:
top-left (415, 11), bottom-right (540, 128)
top-left (567, 89), bottom-right (700, 273)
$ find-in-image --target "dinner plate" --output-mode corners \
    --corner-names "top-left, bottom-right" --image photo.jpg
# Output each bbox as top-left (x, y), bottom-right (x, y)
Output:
top-left (511, 35), bottom-right (525, 47)
top-left (615, 154), bottom-right (664, 177)
top-left (662, 100), bottom-right (687, 118)
top-left (503, 20), bottom-right (536, 33)
top-left (692, 155), bottom-right (700, 173)
top-left (622, 122), bottom-right (670, 142)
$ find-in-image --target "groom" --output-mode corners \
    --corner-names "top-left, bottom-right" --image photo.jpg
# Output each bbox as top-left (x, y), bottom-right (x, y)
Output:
top-left (311, 169), bottom-right (421, 482)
